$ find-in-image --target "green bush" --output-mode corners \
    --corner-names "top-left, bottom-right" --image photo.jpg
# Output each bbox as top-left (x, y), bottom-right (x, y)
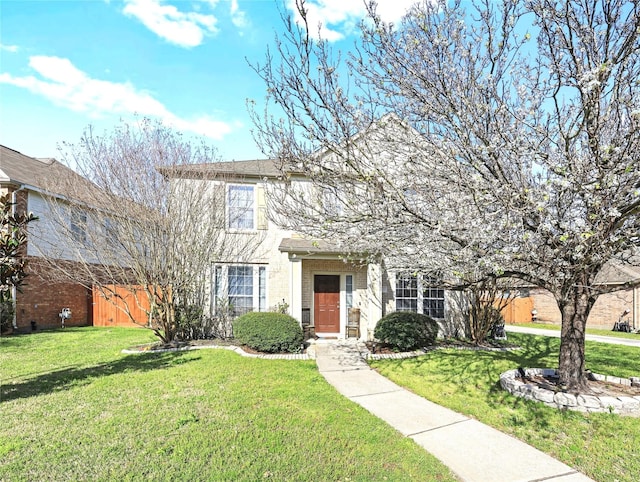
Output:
top-left (233, 312), bottom-right (303, 353)
top-left (374, 311), bottom-right (439, 351)
top-left (0, 300), bottom-right (14, 333)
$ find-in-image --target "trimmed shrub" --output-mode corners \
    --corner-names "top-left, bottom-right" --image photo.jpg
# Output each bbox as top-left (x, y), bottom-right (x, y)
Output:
top-left (233, 312), bottom-right (303, 353)
top-left (374, 311), bottom-right (438, 351)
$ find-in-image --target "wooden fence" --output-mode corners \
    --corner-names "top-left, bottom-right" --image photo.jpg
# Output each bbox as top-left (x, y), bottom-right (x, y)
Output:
top-left (501, 296), bottom-right (534, 324)
top-left (92, 285), bottom-right (151, 327)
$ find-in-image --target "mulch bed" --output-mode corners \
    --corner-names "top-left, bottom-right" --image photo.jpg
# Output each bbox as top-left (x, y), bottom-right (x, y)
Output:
top-left (129, 339), bottom-right (307, 355)
top-left (366, 338), bottom-right (517, 355)
top-left (129, 339), bottom-right (234, 352)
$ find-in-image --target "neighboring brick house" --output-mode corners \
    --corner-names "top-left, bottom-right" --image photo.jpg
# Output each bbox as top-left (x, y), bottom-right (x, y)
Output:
top-left (525, 263), bottom-right (640, 330)
top-left (169, 160), bottom-right (464, 341)
top-left (0, 145), bottom-right (93, 330)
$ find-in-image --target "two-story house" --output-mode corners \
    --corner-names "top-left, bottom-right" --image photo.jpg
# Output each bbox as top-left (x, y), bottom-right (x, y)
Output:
top-left (0, 145), bottom-right (95, 331)
top-left (168, 158), bottom-right (464, 341)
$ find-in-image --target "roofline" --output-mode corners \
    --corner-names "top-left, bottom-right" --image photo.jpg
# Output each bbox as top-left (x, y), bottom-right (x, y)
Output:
top-left (159, 159), bottom-right (306, 180)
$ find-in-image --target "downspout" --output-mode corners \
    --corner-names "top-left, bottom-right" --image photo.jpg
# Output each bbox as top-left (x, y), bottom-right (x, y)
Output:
top-left (10, 185), bottom-right (27, 329)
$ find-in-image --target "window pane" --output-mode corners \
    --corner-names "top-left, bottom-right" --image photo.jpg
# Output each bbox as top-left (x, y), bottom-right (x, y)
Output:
top-left (346, 275), bottom-right (353, 310)
top-left (71, 210), bottom-right (87, 243)
top-left (422, 276), bottom-right (445, 319)
top-left (322, 187), bottom-right (342, 216)
top-left (228, 185), bottom-right (254, 230)
top-left (214, 266), bottom-right (222, 298)
top-left (259, 267), bottom-right (266, 312)
top-left (228, 266), bottom-right (253, 315)
top-left (395, 274), bottom-right (418, 313)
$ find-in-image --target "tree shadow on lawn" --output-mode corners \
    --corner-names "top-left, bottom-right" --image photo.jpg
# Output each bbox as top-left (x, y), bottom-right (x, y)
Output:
top-left (388, 334), bottom-right (640, 436)
top-left (392, 335), bottom-right (560, 426)
top-left (409, 334), bottom-right (559, 383)
top-left (1, 352), bottom-right (198, 403)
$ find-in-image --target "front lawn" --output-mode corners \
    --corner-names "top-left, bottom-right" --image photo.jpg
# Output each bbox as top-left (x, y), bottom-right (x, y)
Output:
top-left (0, 328), bottom-right (455, 481)
top-left (371, 333), bottom-right (640, 482)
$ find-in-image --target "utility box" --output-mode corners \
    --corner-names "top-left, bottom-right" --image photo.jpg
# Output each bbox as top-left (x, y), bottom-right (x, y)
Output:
top-left (59, 308), bottom-right (72, 328)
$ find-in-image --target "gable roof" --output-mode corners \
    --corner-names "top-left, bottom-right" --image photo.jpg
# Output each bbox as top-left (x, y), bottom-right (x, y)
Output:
top-left (164, 115), bottom-right (414, 181)
top-left (1, 145), bottom-right (76, 191)
top-left (0, 145), bottom-right (104, 206)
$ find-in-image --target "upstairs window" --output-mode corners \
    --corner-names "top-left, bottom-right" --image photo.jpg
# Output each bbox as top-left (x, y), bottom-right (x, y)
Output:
top-left (322, 187), bottom-right (342, 216)
top-left (228, 185), bottom-right (254, 230)
top-left (70, 210), bottom-right (87, 244)
top-left (104, 217), bottom-right (120, 249)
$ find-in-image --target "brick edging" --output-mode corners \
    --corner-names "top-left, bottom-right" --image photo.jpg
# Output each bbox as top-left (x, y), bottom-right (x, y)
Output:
top-left (122, 344), bottom-right (310, 360)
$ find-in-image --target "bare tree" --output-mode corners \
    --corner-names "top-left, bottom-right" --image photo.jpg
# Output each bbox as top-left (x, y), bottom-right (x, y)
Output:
top-left (467, 279), bottom-right (516, 345)
top-left (35, 119), bottom-right (261, 343)
top-left (251, 0), bottom-right (640, 390)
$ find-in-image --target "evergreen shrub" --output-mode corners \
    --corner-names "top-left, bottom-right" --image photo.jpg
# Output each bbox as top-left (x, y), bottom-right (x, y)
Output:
top-left (233, 312), bottom-right (303, 353)
top-left (374, 311), bottom-right (439, 351)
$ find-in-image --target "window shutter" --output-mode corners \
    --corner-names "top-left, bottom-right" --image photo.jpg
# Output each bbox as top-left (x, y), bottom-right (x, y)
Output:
top-left (257, 185), bottom-right (268, 230)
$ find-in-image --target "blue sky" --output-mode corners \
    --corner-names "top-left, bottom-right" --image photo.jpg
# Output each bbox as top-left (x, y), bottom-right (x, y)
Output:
top-left (0, 0), bottom-right (417, 162)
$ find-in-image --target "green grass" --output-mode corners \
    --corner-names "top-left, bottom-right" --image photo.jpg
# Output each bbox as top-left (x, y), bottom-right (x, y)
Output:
top-left (371, 333), bottom-right (640, 482)
top-left (513, 322), bottom-right (640, 340)
top-left (0, 328), bottom-right (455, 481)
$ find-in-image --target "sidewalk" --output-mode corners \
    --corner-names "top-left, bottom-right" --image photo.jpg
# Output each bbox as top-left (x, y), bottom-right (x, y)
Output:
top-left (314, 342), bottom-right (593, 482)
top-left (505, 325), bottom-right (640, 348)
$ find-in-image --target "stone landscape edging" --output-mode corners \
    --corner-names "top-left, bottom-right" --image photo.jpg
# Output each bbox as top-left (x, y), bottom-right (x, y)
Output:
top-left (500, 368), bottom-right (640, 415)
top-left (122, 343), bottom-right (310, 360)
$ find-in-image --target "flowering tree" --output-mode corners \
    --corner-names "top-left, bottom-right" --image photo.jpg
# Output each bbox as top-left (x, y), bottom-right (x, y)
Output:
top-left (251, 0), bottom-right (640, 390)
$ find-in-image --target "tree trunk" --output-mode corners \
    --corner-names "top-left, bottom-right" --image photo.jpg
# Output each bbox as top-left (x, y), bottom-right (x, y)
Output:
top-left (557, 284), bottom-right (594, 391)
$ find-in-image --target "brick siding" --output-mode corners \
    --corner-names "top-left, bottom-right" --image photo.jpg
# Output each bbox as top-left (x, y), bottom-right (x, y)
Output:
top-left (530, 287), bottom-right (635, 329)
top-left (15, 257), bottom-right (91, 331)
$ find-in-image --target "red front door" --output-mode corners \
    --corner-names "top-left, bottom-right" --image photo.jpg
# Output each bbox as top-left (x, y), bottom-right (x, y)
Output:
top-left (314, 275), bottom-right (340, 333)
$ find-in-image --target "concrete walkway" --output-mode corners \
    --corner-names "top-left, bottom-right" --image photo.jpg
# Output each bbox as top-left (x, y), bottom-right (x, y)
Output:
top-left (314, 342), bottom-right (594, 482)
top-left (506, 325), bottom-right (640, 348)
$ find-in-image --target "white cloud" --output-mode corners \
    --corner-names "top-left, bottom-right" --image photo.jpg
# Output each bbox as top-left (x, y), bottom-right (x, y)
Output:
top-left (286, 0), bottom-right (420, 41)
top-left (0, 55), bottom-right (233, 140)
top-left (229, 0), bottom-right (249, 30)
top-left (0, 43), bottom-right (19, 53)
top-left (123, 0), bottom-right (219, 48)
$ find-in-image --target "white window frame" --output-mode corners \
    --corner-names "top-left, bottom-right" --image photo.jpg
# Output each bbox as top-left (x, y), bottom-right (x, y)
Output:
top-left (394, 273), bottom-right (445, 319)
top-left (422, 277), bottom-right (445, 319)
top-left (212, 264), bottom-right (267, 316)
top-left (227, 184), bottom-right (256, 231)
top-left (395, 273), bottom-right (418, 312)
